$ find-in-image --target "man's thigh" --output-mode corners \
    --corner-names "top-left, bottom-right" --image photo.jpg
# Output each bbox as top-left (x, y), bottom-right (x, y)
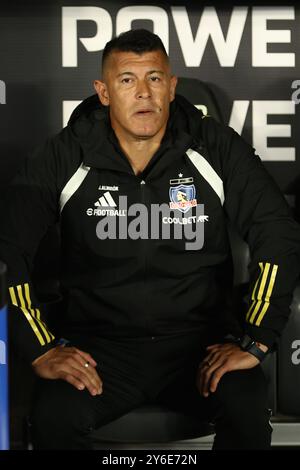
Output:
top-left (153, 351), bottom-right (211, 421)
top-left (30, 338), bottom-right (147, 448)
top-left (32, 368), bottom-right (146, 430)
top-left (155, 360), bottom-right (269, 424)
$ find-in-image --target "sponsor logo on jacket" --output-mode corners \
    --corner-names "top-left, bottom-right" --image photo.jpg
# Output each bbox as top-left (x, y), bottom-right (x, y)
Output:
top-left (87, 191), bottom-right (127, 216)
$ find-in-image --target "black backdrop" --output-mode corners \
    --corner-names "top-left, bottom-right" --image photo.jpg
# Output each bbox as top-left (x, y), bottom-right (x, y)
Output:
top-left (1, 1), bottom-right (300, 206)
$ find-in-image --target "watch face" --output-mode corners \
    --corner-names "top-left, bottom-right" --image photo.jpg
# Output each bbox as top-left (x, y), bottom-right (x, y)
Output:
top-left (240, 335), bottom-right (255, 350)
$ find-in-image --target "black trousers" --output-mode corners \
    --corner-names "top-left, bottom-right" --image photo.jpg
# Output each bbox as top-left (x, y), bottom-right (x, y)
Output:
top-left (30, 332), bottom-right (272, 450)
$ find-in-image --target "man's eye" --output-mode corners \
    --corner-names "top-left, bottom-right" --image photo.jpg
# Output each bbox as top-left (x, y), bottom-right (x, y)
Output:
top-left (121, 78), bottom-right (132, 84)
top-left (150, 76), bottom-right (160, 82)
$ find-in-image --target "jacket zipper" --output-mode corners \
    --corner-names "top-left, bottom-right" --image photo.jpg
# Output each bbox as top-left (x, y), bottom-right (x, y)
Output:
top-left (139, 179), bottom-right (154, 337)
top-left (140, 179), bottom-right (147, 276)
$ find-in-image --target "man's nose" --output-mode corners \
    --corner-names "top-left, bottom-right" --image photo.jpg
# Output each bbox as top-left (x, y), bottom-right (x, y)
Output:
top-left (135, 80), bottom-right (151, 99)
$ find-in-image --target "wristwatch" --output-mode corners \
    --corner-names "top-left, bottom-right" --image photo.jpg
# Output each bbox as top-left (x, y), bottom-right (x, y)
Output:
top-left (238, 334), bottom-right (268, 362)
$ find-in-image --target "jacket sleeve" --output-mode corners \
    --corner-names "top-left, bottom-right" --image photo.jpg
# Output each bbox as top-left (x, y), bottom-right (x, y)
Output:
top-left (0, 139), bottom-right (60, 363)
top-left (204, 118), bottom-right (300, 349)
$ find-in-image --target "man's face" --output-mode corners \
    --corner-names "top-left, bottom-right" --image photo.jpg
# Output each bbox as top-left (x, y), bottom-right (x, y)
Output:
top-left (94, 50), bottom-right (177, 141)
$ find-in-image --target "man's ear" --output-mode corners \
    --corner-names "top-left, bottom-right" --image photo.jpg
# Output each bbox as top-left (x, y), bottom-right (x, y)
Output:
top-left (94, 80), bottom-right (110, 106)
top-left (169, 75), bottom-right (178, 102)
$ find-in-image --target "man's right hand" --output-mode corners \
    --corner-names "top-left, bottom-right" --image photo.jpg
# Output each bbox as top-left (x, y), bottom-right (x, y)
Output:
top-left (31, 346), bottom-right (103, 396)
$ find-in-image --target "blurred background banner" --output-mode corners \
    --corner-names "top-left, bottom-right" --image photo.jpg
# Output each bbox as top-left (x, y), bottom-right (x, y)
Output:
top-left (0, 0), bottom-right (300, 204)
top-left (0, 262), bottom-right (8, 450)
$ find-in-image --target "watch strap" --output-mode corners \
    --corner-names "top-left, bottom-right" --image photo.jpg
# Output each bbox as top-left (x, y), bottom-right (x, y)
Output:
top-left (244, 343), bottom-right (267, 362)
top-left (239, 334), bottom-right (267, 362)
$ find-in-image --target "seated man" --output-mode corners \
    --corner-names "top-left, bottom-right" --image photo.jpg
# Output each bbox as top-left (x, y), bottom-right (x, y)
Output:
top-left (1, 29), bottom-right (300, 450)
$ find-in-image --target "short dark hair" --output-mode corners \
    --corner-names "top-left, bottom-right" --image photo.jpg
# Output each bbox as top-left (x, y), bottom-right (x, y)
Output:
top-left (102, 29), bottom-right (168, 72)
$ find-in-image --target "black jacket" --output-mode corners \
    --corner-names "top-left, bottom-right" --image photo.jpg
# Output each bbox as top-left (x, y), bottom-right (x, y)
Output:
top-left (1, 94), bottom-right (300, 362)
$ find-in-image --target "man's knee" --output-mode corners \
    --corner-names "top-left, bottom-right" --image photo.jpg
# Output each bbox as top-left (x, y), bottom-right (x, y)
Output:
top-left (30, 383), bottom-right (95, 449)
top-left (210, 367), bottom-right (272, 449)
top-left (215, 366), bottom-right (269, 406)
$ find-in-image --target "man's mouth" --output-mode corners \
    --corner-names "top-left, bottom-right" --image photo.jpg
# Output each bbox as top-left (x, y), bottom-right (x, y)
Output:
top-left (134, 109), bottom-right (155, 115)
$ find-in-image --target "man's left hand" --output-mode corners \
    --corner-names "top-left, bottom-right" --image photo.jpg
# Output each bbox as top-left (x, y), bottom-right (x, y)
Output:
top-left (196, 342), bottom-right (267, 397)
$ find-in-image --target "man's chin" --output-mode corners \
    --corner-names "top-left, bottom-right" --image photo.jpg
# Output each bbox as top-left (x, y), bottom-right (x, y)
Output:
top-left (135, 132), bottom-right (156, 139)
top-left (130, 130), bottom-right (157, 139)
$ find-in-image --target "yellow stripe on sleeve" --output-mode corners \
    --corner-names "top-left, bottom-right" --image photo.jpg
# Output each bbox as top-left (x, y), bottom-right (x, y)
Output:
top-left (35, 308), bottom-right (55, 341)
top-left (15, 284), bottom-right (46, 346)
top-left (9, 286), bottom-right (18, 306)
top-left (24, 283), bottom-right (54, 343)
top-left (246, 262), bottom-right (264, 322)
top-left (255, 265), bottom-right (278, 326)
top-left (246, 262), bottom-right (279, 326)
top-left (248, 263), bottom-right (270, 324)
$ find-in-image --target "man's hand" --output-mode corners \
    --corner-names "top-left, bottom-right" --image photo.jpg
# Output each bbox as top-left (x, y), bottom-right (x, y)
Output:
top-left (196, 342), bottom-right (267, 397)
top-left (31, 346), bottom-right (103, 396)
